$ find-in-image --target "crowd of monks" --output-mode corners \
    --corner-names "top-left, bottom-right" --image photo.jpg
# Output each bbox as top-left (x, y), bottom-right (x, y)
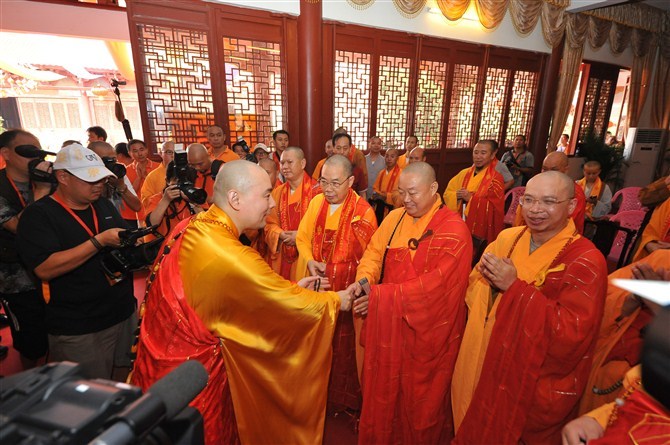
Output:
top-left (130, 127), bottom-right (670, 445)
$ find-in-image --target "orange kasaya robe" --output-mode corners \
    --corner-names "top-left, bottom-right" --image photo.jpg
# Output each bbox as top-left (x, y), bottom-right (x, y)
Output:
top-left (265, 172), bottom-right (319, 280)
top-left (577, 176), bottom-right (605, 219)
top-left (372, 165), bottom-right (401, 219)
top-left (586, 365), bottom-right (670, 445)
top-left (452, 220), bottom-right (608, 445)
top-left (212, 148), bottom-right (239, 163)
top-left (124, 159), bottom-right (158, 222)
top-left (443, 160), bottom-right (505, 244)
top-left (397, 153), bottom-right (408, 169)
top-left (296, 190), bottom-right (377, 411)
top-left (513, 183), bottom-right (587, 234)
top-left (578, 250), bottom-right (670, 415)
top-left (144, 192), bottom-right (193, 238)
top-left (140, 163), bottom-right (167, 210)
top-left (355, 199), bottom-right (473, 444)
top-left (131, 206), bottom-right (341, 445)
top-left (194, 169), bottom-right (215, 209)
top-left (632, 197), bottom-right (670, 262)
top-left (312, 157), bottom-right (327, 180)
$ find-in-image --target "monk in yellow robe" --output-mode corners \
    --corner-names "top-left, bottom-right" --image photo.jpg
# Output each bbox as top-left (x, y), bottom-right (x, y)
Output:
top-left (311, 138), bottom-right (333, 180)
top-left (443, 139), bottom-right (505, 243)
top-left (579, 250), bottom-right (669, 415)
top-left (265, 147), bottom-right (319, 280)
top-left (140, 141), bottom-right (174, 210)
top-left (296, 155), bottom-right (377, 413)
top-left (371, 148), bottom-right (401, 223)
top-left (352, 162), bottom-right (473, 444)
top-left (452, 171), bottom-right (608, 445)
top-left (397, 135), bottom-right (418, 169)
top-left (632, 176), bottom-right (670, 261)
top-left (576, 160), bottom-right (612, 219)
top-left (206, 125), bottom-right (238, 163)
top-left (131, 161), bottom-right (356, 445)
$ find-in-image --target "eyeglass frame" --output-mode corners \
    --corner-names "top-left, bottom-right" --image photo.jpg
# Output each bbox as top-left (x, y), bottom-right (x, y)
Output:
top-left (519, 195), bottom-right (574, 209)
top-left (318, 176), bottom-right (352, 190)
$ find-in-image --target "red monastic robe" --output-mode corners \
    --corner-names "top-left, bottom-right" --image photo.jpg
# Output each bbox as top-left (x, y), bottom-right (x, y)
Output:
top-left (357, 204), bottom-right (472, 444)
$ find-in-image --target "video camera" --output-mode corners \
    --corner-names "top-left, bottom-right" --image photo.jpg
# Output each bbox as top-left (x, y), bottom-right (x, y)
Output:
top-left (14, 145), bottom-right (57, 184)
top-left (101, 226), bottom-right (165, 281)
top-left (169, 150), bottom-right (207, 205)
top-left (101, 156), bottom-right (127, 179)
top-left (0, 360), bottom-right (207, 445)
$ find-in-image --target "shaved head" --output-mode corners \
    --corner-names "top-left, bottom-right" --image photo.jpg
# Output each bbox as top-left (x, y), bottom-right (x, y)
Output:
top-left (401, 161), bottom-right (436, 184)
top-left (408, 147), bottom-right (426, 164)
top-left (187, 143), bottom-right (208, 157)
top-left (88, 141), bottom-right (115, 158)
top-left (187, 143), bottom-right (211, 173)
top-left (258, 157), bottom-right (276, 173)
top-left (283, 146), bottom-right (305, 160)
top-left (323, 154), bottom-right (353, 178)
top-left (214, 160), bottom-right (259, 201)
top-left (542, 151), bottom-right (569, 173)
top-left (527, 171), bottom-right (575, 199)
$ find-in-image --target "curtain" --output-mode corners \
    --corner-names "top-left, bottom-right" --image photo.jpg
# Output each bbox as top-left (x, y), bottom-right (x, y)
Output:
top-left (609, 22), bottom-right (633, 54)
top-left (541, 1), bottom-right (568, 47)
top-left (651, 54), bottom-right (670, 130)
top-left (509, 0), bottom-right (543, 36)
top-left (392, 0), bottom-right (427, 18)
top-left (548, 13), bottom-right (587, 149)
top-left (436, 0), bottom-right (469, 21)
top-left (587, 16), bottom-right (611, 49)
top-left (627, 47), bottom-right (657, 129)
top-left (475, 0), bottom-right (509, 30)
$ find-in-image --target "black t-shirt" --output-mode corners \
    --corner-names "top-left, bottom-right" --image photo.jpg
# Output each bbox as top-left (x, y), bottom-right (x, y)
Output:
top-left (17, 196), bottom-right (135, 335)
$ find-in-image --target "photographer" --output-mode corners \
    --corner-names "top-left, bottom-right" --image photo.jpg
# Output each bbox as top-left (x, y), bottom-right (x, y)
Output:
top-left (88, 141), bottom-right (142, 224)
top-left (187, 143), bottom-right (217, 206)
top-left (145, 157), bottom-right (205, 238)
top-left (0, 129), bottom-right (52, 369)
top-left (17, 143), bottom-right (136, 380)
top-left (500, 134), bottom-right (535, 188)
top-left (232, 140), bottom-right (256, 162)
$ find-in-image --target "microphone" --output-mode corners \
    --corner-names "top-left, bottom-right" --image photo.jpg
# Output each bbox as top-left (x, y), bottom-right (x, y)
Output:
top-left (90, 360), bottom-right (208, 445)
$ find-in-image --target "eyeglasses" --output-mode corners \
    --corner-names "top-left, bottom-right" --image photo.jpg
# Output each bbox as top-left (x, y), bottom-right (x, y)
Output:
top-left (519, 196), bottom-right (572, 209)
top-left (318, 178), bottom-right (349, 189)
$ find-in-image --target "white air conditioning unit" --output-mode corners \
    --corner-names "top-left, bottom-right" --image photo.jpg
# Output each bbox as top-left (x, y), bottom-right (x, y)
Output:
top-left (623, 128), bottom-right (668, 188)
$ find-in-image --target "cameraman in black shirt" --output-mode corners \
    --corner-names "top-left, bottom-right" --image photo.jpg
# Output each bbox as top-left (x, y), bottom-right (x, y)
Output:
top-left (0, 129), bottom-right (52, 368)
top-left (17, 143), bottom-right (136, 379)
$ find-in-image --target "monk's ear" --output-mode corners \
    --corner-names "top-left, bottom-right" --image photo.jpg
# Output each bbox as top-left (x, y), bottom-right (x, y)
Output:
top-left (430, 181), bottom-right (438, 195)
top-left (300, 158), bottom-right (306, 170)
top-left (228, 189), bottom-right (241, 211)
top-left (346, 175), bottom-right (354, 189)
top-left (567, 197), bottom-right (577, 215)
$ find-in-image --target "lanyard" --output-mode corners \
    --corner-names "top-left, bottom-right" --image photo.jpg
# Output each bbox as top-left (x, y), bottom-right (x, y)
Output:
top-left (51, 192), bottom-right (99, 237)
top-left (7, 176), bottom-right (27, 208)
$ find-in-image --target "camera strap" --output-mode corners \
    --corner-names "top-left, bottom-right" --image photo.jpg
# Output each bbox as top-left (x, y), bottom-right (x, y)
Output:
top-left (51, 192), bottom-right (99, 236)
top-left (6, 175), bottom-right (28, 208)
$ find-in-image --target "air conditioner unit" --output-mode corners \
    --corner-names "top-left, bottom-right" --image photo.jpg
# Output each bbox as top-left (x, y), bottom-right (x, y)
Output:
top-left (623, 128), bottom-right (668, 188)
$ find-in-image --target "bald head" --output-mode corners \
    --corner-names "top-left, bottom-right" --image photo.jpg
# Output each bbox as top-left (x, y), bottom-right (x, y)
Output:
top-left (323, 154), bottom-right (353, 178)
top-left (542, 151), bottom-right (569, 173)
top-left (214, 160), bottom-right (259, 202)
top-left (283, 146), bottom-right (305, 160)
top-left (527, 171), bottom-right (575, 199)
top-left (258, 157), bottom-right (276, 173)
top-left (401, 161), bottom-right (436, 184)
top-left (88, 141), bottom-right (115, 158)
top-left (187, 143), bottom-right (211, 173)
top-left (408, 147), bottom-right (426, 164)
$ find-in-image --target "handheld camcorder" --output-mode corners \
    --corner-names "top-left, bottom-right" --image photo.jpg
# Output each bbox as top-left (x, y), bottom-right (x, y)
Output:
top-left (101, 156), bottom-right (127, 179)
top-left (170, 149), bottom-right (207, 205)
top-left (15, 145), bottom-right (57, 184)
top-left (101, 226), bottom-right (164, 281)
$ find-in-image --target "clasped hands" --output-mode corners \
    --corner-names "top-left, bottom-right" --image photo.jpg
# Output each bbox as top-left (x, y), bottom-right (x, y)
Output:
top-left (478, 252), bottom-right (518, 292)
top-left (300, 262), bottom-right (368, 316)
top-left (456, 188), bottom-right (472, 202)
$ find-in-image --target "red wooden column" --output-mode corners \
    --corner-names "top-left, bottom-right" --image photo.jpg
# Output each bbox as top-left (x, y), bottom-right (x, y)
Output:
top-left (529, 37), bottom-right (564, 170)
top-left (298, 0), bottom-right (323, 173)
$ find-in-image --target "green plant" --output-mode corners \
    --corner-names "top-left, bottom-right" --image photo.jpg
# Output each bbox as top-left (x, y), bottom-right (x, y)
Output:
top-left (578, 130), bottom-right (627, 190)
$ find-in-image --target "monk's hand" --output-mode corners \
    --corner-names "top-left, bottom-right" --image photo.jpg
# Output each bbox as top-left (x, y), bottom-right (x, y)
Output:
top-left (337, 289), bottom-right (354, 311)
top-left (297, 275), bottom-right (331, 291)
top-left (307, 260), bottom-right (327, 277)
top-left (353, 294), bottom-right (368, 318)
top-left (280, 230), bottom-right (297, 246)
top-left (645, 240), bottom-right (670, 254)
top-left (456, 188), bottom-right (471, 202)
top-left (561, 416), bottom-right (603, 445)
top-left (479, 253), bottom-right (517, 291)
top-left (631, 262), bottom-right (668, 281)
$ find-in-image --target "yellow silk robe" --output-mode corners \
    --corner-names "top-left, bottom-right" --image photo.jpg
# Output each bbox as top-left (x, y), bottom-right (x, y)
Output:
top-left (443, 165), bottom-right (486, 218)
top-left (180, 205), bottom-right (341, 444)
top-left (632, 197), bottom-right (670, 262)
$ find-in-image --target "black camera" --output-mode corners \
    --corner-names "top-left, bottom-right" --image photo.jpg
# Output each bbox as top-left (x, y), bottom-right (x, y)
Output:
top-left (101, 156), bottom-right (127, 179)
top-left (15, 145), bottom-right (58, 184)
top-left (101, 226), bottom-right (164, 281)
top-left (169, 151), bottom-right (207, 205)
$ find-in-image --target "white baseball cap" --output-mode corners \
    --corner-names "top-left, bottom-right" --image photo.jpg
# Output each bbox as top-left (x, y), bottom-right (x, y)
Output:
top-left (54, 143), bottom-right (116, 182)
top-left (253, 143), bottom-right (271, 153)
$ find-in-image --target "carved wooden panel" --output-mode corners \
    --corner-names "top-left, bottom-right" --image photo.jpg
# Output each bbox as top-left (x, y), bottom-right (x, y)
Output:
top-left (376, 55), bottom-right (411, 149)
top-left (505, 70), bottom-right (539, 145)
top-left (334, 50), bottom-right (371, 150)
top-left (414, 60), bottom-right (448, 149)
top-left (593, 79), bottom-right (612, 137)
top-left (479, 67), bottom-right (510, 143)
top-left (446, 63), bottom-right (480, 148)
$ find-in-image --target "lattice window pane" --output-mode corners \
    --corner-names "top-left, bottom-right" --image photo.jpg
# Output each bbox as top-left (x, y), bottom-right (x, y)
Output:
top-left (137, 24), bottom-right (214, 146)
top-left (376, 55), bottom-right (411, 150)
top-left (414, 60), bottom-right (447, 149)
top-left (479, 67), bottom-right (510, 142)
top-left (66, 103), bottom-right (81, 128)
top-left (593, 79), bottom-right (612, 137)
top-left (446, 64), bottom-right (479, 148)
top-left (223, 38), bottom-right (285, 147)
top-left (579, 77), bottom-right (600, 140)
top-left (334, 50), bottom-right (371, 151)
top-left (505, 70), bottom-right (539, 145)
